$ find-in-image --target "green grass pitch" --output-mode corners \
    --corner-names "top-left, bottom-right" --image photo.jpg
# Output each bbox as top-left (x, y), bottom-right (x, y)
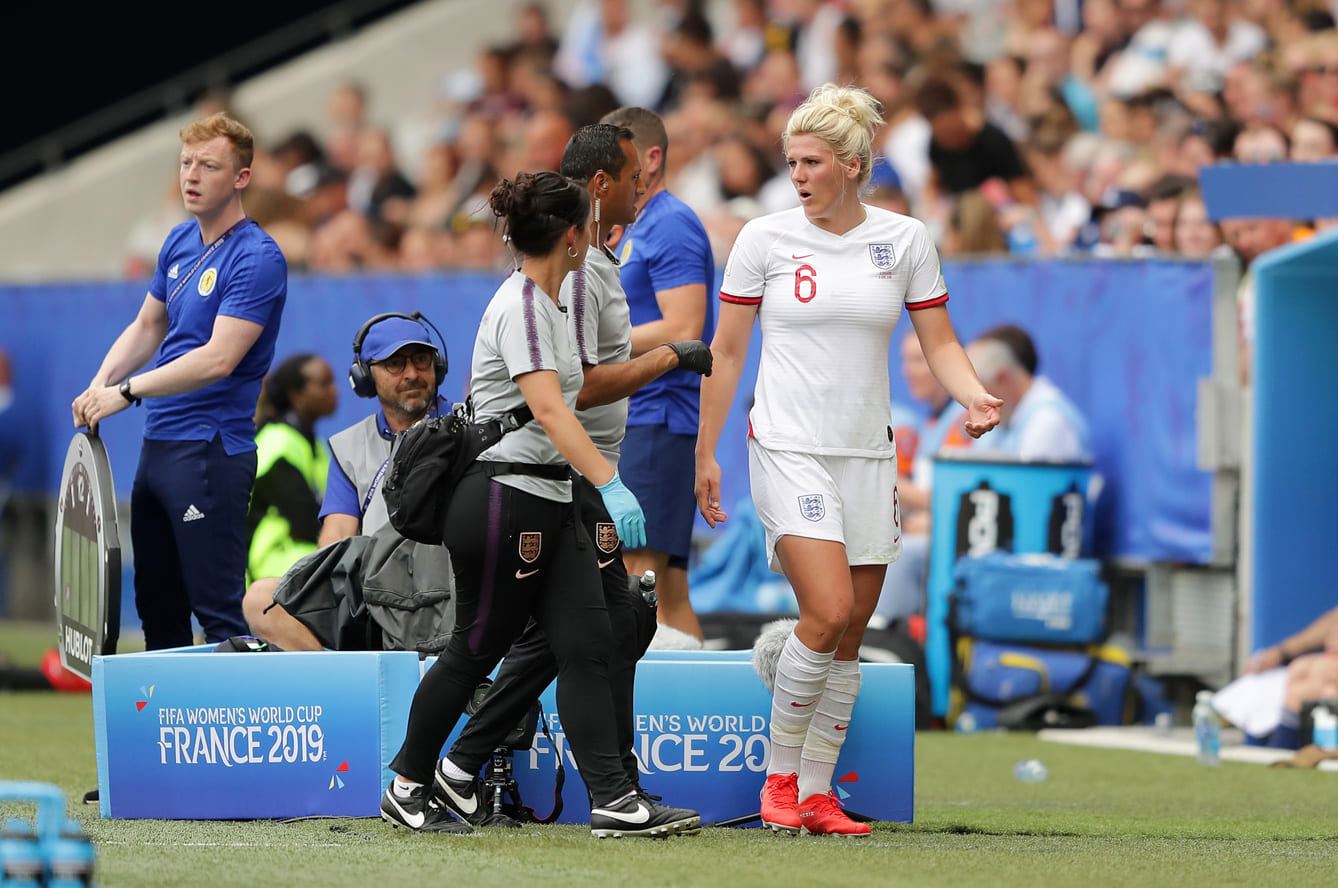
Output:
top-left (3, 620), bottom-right (1336, 887)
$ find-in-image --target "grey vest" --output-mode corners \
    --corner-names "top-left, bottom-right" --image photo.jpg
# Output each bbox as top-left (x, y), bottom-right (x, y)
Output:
top-left (328, 415), bottom-right (393, 535)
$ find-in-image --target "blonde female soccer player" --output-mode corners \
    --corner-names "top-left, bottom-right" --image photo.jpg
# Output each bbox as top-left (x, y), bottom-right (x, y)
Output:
top-left (695, 84), bottom-right (1002, 836)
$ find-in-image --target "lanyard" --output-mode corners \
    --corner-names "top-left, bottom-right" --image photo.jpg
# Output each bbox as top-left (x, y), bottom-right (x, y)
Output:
top-left (167, 217), bottom-right (249, 306)
top-left (361, 457), bottom-right (391, 515)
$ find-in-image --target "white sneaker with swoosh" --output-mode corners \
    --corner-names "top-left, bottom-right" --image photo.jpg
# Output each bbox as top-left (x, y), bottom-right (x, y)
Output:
top-left (590, 791), bottom-right (701, 839)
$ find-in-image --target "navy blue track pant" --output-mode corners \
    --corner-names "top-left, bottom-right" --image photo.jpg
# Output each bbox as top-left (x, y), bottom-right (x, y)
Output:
top-left (130, 436), bottom-right (254, 649)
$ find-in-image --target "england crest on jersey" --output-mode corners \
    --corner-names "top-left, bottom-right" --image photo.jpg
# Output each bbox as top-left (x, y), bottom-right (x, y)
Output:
top-left (869, 243), bottom-right (896, 269)
top-left (798, 494), bottom-right (825, 522)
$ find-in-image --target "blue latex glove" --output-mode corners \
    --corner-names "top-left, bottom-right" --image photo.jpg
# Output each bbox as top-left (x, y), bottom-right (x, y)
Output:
top-left (596, 473), bottom-right (646, 550)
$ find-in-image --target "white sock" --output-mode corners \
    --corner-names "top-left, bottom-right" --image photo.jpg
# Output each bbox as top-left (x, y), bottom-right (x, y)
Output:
top-left (392, 777), bottom-right (422, 798)
top-left (798, 658), bottom-right (862, 802)
top-left (440, 757), bottom-right (472, 782)
top-left (768, 632), bottom-right (835, 777)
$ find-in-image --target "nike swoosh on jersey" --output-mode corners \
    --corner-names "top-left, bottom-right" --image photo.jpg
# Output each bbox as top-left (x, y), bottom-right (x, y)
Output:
top-left (387, 795), bottom-right (425, 828)
top-left (441, 780), bottom-right (477, 815)
top-left (597, 557), bottom-right (617, 569)
top-left (834, 724), bottom-right (849, 731)
top-left (790, 701), bottom-right (816, 708)
top-left (791, 253), bottom-right (814, 260)
top-left (596, 802), bottom-right (651, 824)
top-left (515, 568), bottom-right (540, 579)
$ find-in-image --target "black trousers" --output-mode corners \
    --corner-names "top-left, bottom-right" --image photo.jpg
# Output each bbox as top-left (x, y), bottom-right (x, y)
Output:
top-left (389, 470), bottom-right (631, 806)
top-left (449, 475), bottom-right (658, 783)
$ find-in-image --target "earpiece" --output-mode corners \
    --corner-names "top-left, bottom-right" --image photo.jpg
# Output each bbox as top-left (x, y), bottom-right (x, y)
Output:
top-left (348, 311), bottom-right (448, 398)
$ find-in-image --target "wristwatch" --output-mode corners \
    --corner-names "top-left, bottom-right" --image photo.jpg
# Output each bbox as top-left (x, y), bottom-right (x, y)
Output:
top-left (119, 379), bottom-right (142, 406)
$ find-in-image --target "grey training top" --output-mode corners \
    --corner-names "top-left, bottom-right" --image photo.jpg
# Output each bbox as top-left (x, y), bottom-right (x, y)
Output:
top-left (563, 244), bottom-right (633, 470)
top-left (472, 271), bottom-right (582, 502)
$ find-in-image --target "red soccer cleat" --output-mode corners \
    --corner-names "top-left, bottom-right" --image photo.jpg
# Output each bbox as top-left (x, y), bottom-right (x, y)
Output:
top-left (759, 772), bottom-right (801, 835)
top-left (798, 790), bottom-right (872, 837)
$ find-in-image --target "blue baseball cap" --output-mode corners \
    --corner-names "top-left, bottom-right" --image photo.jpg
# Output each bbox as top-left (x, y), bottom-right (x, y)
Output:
top-left (361, 317), bottom-right (436, 362)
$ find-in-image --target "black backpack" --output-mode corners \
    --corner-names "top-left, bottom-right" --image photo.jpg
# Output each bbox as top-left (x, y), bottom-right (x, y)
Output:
top-left (381, 404), bottom-right (565, 545)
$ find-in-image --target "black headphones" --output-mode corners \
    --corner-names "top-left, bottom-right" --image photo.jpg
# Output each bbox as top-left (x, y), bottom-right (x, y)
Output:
top-left (348, 311), bottom-right (448, 398)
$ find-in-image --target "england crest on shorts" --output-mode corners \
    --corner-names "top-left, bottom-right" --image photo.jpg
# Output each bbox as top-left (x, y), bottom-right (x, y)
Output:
top-left (798, 494), bottom-right (826, 522)
top-left (868, 243), bottom-right (895, 269)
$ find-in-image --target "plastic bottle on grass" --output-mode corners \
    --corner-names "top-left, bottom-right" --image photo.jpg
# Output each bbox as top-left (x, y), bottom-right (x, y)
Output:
top-left (1192, 690), bottom-right (1221, 766)
top-left (1013, 759), bottom-right (1048, 782)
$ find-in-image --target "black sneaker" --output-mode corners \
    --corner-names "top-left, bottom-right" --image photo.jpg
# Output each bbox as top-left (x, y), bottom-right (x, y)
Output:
top-left (635, 785), bottom-right (701, 836)
top-left (380, 783), bottom-right (473, 834)
top-left (433, 765), bottom-right (487, 825)
top-left (433, 765), bottom-right (523, 828)
top-left (590, 791), bottom-right (701, 839)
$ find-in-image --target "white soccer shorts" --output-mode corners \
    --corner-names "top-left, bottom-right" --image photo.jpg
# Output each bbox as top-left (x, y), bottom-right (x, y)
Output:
top-left (747, 438), bottom-right (903, 573)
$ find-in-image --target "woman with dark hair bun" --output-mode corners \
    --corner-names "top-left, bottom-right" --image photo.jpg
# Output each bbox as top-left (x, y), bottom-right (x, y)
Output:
top-left (383, 170), bottom-right (700, 839)
top-left (246, 353), bottom-right (336, 582)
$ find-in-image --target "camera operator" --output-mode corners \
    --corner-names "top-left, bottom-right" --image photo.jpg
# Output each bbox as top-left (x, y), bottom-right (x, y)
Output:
top-left (241, 313), bottom-right (451, 650)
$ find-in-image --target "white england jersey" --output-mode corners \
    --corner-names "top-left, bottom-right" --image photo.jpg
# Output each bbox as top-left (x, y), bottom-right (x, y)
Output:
top-left (562, 244), bottom-right (632, 469)
top-left (471, 271), bottom-right (582, 502)
top-left (719, 205), bottom-right (949, 457)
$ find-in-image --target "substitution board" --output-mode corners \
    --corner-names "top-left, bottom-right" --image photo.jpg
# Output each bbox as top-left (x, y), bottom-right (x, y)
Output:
top-left (54, 431), bottom-right (121, 681)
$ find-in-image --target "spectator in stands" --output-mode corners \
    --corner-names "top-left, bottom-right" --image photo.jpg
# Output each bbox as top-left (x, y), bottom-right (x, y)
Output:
top-left (71, 113), bottom-right (287, 649)
top-left (657, 7), bottom-right (742, 113)
top-left (553, 0), bottom-right (670, 110)
top-left (966, 324), bottom-right (1091, 461)
top-left (326, 80), bottom-right (370, 172)
top-left (940, 188), bottom-right (1009, 256)
top-left (243, 314), bottom-right (450, 652)
top-left (1290, 115), bottom-right (1338, 162)
top-left (916, 76), bottom-right (1035, 233)
top-left (1241, 604), bottom-right (1338, 749)
top-left (245, 354), bottom-right (337, 583)
top-left (1166, 0), bottom-right (1269, 96)
top-left (1221, 214), bottom-right (1295, 384)
top-left (1142, 173), bottom-right (1198, 253)
top-left (602, 105), bottom-right (715, 642)
top-left (346, 127), bottom-right (417, 230)
top-left (514, 108), bottom-right (575, 176)
top-left (1171, 186), bottom-right (1226, 258)
top-left (1234, 122), bottom-right (1290, 162)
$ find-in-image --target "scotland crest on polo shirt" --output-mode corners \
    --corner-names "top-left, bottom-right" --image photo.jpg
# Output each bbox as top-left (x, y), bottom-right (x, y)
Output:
top-left (869, 243), bottom-right (895, 269)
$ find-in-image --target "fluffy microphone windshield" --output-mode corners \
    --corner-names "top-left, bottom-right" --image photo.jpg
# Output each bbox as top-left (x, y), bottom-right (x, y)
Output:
top-left (751, 618), bottom-right (798, 692)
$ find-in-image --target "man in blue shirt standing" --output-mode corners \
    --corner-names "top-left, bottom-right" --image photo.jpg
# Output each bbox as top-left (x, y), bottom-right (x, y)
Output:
top-left (72, 113), bottom-right (287, 650)
top-left (602, 107), bottom-right (715, 641)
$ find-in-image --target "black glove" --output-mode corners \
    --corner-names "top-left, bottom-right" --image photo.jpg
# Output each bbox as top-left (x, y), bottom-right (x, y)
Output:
top-left (667, 340), bottom-right (712, 376)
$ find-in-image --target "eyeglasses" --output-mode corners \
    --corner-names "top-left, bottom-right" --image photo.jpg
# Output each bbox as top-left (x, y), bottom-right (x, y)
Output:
top-left (372, 351), bottom-right (435, 374)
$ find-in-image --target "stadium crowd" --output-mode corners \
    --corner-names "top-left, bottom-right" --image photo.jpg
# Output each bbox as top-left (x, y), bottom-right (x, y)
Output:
top-left (121, 0), bottom-right (1338, 280)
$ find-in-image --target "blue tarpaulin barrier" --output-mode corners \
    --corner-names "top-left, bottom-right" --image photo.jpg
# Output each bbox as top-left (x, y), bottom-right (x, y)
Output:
top-left (1, 259), bottom-right (1213, 570)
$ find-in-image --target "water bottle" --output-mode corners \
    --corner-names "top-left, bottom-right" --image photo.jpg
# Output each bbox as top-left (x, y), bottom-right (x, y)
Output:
top-left (1311, 701), bottom-right (1338, 751)
top-left (1, 818), bottom-right (44, 885)
top-left (955, 711), bottom-right (977, 734)
top-left (45, 818), bottom-right (96, 888)
top-left (1013, 759), bottom-right (1048, 782)
top-left (632, 570), bottom-right (657, 607)
top-left (1192, 690), bottom-right (1221, 766)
